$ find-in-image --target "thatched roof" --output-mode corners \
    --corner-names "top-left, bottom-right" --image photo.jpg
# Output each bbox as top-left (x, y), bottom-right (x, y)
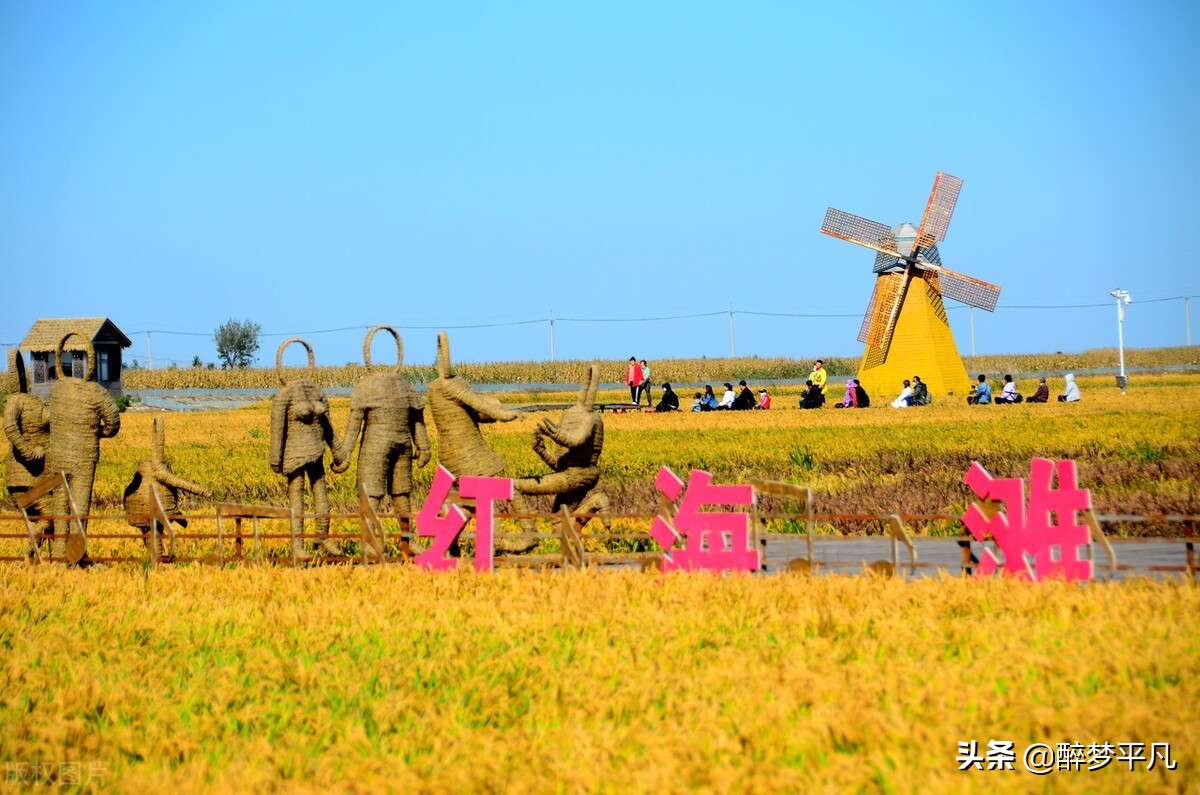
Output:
top-left (20, 318), bottom-right (132, 351)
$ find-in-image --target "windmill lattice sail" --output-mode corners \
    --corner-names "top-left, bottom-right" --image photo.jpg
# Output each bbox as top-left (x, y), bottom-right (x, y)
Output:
top-left (914, 172), bottom-right (963, 251)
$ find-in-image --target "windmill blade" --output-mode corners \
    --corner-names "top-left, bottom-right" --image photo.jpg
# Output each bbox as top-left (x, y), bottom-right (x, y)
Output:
top-left (858, 271), bottom-right (909, 349)
top-left (822, 208), bottom-right (901, 257)
top-left (914, 172), bottom-right (963, 251)
top-left (931, 266), bottom-right (1001, 312)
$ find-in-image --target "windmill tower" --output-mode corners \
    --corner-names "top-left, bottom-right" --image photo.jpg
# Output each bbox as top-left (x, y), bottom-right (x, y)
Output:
top-left (820, 172), bottom-right (1000, 399)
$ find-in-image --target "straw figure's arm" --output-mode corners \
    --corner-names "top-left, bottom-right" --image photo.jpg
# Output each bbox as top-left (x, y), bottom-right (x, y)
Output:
top-left (332, 407), bottom-right (365, 474)
top-left (96, 389), bottom-right (121, 439)
top-left (530, 430), bottom-right (562, 470)
top-left (3, 400), bottom-right (45, 463)
top-left (269, 393), bottom-right (287, 473)
top-left (448, 379), bottom-right (520, 423)
top-left (538, 413), bottom-right (594, 449)
top-left (318, 402), bottom-right (349, 471)
top-left (149, 462), bottom-right (211, 498)
top-left (411, 404), bottom-right (431, 468)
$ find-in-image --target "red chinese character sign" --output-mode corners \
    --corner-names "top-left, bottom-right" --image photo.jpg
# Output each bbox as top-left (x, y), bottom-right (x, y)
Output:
top-left (650, 467), bottom-right (759, 572)
top-left (415, 465), bottom-right (513, 572)
top-left (961, 458), bottom-right (1093, 582)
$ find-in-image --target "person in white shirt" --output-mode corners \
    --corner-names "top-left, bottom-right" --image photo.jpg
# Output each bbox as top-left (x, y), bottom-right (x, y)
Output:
top-left (1059, 373), bottom-right (1081, 402)
top-left (717, 382), bottom-right (736, 410)
top-left (891, 379), bottom-right (914, 409)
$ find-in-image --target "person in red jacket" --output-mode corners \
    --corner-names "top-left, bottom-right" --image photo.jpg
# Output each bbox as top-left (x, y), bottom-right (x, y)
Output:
top-left (624, 357), bottom-right (644, 404)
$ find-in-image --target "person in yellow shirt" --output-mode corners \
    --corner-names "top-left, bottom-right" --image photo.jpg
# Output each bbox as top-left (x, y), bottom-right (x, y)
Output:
top-left (809, 360), bottom-right (828, 400)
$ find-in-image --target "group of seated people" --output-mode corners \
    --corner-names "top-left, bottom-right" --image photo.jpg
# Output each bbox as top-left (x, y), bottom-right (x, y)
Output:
top-left (968, 373), bottom-right (1080, 405)
top-left (653, 371), bottom-right (1082, 414)
top-left (648, 381), bottom-right (772, 412)
top-left (689, 381), bottom-right (771, 412)
top-left (888, 376), bottom-right (932, 408)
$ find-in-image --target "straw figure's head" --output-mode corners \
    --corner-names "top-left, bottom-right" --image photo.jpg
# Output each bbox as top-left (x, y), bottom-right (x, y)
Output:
top-left (56, 331), bottom-right (97, 382)
top-left (276, 337), bottom-right (316, 387)
top-left (7, 348), bottom-right (28, 394)
top-left (363, 325), bottom-right (404, 373)
top-left (436, 331), bottom-right (455, 379)
top-left (576, 363), bottom-right (600, 410)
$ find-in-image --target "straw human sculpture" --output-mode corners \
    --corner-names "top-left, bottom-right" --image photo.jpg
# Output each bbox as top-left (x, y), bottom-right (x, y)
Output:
top-left (269, 338), bottom-right (346, 559)
top-left (425, 331), bottom-right (522, 553)
top-left (333, 326), bottom-right (429, 555)
top-left (46, 332), bottom-right (121, 562)
top-left (510, 363), bottom-right (611, 549)
top-left (426, 331), bottom-right (520, 478)
top-left (123, 417), bottom-right (211, 553)
top-left (4, 350), bottom-right (51, 558)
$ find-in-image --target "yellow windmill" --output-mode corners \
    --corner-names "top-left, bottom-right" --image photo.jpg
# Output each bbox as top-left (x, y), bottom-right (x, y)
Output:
top-left (820, 172), bottom-right (1000, 400)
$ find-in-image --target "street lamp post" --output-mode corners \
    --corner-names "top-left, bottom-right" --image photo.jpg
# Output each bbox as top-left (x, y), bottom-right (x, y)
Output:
top-left (1110, 288), bottom-right (1130, 394)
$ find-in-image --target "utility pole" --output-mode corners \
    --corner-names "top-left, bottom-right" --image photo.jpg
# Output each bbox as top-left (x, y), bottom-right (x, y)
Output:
top-left (549, 317), bottom-right (555, 362)
top-left (1186, 296), bottom-right (1192, 347)
top-left (147, 330), bottom-right (153, 370)
top-left (1110, 288), bottom-right (1130, 394)
top-left (729, 306), bottom-right (735, 358)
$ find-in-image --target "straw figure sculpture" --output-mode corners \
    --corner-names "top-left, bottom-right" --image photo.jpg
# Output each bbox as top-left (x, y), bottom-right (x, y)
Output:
top-left (269, 338), bottom-right (347, 559)
top-left (426, 331), bottom-right (521, 555)
top-left (510, 363), bottom-right (611, 551)
top-left (46, 332), bottom-right (121, 561)
top-left (123, 417), bottom-right (211, 553)
top-left (4, 350), bottom-right (51, 558)
top-left (426, 331), bottom-right (520, 478)
top-left (332, 326), bottom-right (430, 555)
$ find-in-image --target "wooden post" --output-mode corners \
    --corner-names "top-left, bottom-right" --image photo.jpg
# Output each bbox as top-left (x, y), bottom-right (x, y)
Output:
top-left (558, 505), bottom-right (585, 570)
top-left (14, 473), bottom-right (63, 566)
top-left (357, 483), bottom-right (386, 565)
top-left (1081, 510), bottom-right (1117, 574)
top-left (749, 478), bottom-right (814, 573)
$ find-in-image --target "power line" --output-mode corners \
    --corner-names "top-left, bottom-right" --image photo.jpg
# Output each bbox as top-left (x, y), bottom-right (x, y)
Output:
top-left (94, 294), bottom-right (1200, 340)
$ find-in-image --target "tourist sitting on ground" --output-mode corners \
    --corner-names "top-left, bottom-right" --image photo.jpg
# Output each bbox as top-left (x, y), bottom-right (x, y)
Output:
top-left (799, 380), bottom-right (824, 409)
top-left (1027, 377), bottom-right (1050, 403)
top-left (908, 375), bottom-right (931, 406)
top-left (656, 383), bottom-right (679, 412)
top-left (1058, 373), bottom-right (1081, 402)
top-left (691, 393), bottom-right (703, 412)
top-left (697, 385), bottom-right (719, 411)
top-left (835, 379), bottom-right (858, 408)
top-left (717, 383), bottom-right (736, 410)
top-left (968, 374), bottom-right (992, 405)
top-left (731, 380), bottom-right (755, 410)
top-left (854, 380), bottom-right (870, 407)
top-left (891, 379), bottom-right (914, 409)
top-left (999, 374), bottom-right (1023, 404)
top-left (754, 389), bottom-right (771, 410)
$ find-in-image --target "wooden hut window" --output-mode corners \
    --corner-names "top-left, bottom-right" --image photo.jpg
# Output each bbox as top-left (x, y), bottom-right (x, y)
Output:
top-left (98, 350), bottom-right (110, 382)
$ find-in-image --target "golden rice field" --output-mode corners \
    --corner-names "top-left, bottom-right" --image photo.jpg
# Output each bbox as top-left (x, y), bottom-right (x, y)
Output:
top-left (1, 369), bottom-right (1198, 792)
top-left (0, 568), bottom-right (1196, 793)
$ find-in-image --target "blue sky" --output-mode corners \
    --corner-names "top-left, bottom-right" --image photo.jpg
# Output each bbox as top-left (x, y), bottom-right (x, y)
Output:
top-left (2, 1), bottom-right (1197, 369)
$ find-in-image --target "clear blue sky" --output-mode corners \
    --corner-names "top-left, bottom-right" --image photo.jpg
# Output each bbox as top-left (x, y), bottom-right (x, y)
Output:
top-left (2, 1), bottom-right (1197, 369)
